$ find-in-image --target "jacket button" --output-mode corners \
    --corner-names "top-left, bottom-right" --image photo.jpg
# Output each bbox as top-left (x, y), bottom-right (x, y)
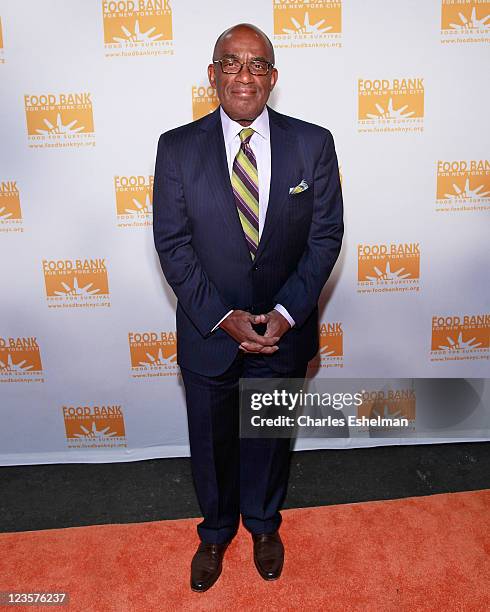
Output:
top-left (252, 265), bottom-right (259, 271)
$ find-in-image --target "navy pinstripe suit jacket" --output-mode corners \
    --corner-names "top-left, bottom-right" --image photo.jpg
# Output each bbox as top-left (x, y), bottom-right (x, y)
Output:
top-left (152, 105), bottom-right (343, 376)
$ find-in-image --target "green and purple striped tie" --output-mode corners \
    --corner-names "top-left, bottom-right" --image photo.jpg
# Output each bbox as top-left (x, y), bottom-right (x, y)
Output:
top-left (232, 128), bottom-right (259, 259)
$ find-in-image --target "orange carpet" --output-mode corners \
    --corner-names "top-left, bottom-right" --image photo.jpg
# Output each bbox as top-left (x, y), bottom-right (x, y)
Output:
top-left (1, 489), bottom-right (489, 611)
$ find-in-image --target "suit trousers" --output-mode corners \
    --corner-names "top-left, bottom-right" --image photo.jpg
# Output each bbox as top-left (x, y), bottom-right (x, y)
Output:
top-left (180, 350), bottom-right (308, 544)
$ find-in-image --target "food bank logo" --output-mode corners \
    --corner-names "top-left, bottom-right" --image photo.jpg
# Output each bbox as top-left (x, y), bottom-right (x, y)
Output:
top-left (102, 0), bottom-right (173, 58)
top-left (192, 86), bottom-right (219, 120)
top-left (358, 387), bottom-right (416, 434)
top-left (273, 1), bottom-right (342, 49)
top-left (0, 336), bottom-right (44, 383)
top-left (42, 258), bottom-right (110, 309)
top-left (0, 181), bottom-right (23, 233)
top-left (115, 175), bottom-right (153, 227)
top-left (24, 93), bottom-right (95, 149)
top-left (441, 1), bottom-right (490, 43)
top-left (430, 314), bottom-right (489, 362)
top-left (0, 17), bottom-right (5, 63)
top-left (358, 242), bottom-right (420, 294)
top-left (358, 78), bottom-right (424, 134)
top-left (436, 159), bottom-right (490, 212)
top-left (63, 404), bottom-right (127, 449)
top-left (311, 321), bottom-right (343, 369)
top-left (129, 331), bottom-right (178, 378)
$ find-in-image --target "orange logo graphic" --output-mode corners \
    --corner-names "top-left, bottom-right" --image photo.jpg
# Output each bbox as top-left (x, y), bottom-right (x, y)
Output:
top-left (358, 243), bottom-right (420, 293)
top-left (311, 322), bottom-right (343, 369)
top-left (273, 1), bottom-right (342, 49)
top-left (0, 16), bottom-right (5, 63)
top-left (63, 404), bottom-right (126, 449)
top-left (358, 388), bottom-right (416, 433)
top-left (115, 175), bottom-right (153, 227)
top-left (431, 314), bottom-right (489, 362)
top-left (0, 337), bottom-right (44, 383)
top-left (24, 92), bottom-right (95, 148)
top-left (102, 0), bottom-right (173, 57)
top-left (358, 78), bottom-right (424, 134)
top-left (441, 1), bottom-right (490, 42)
top-left (436, 159), bottom-right (490, 212)
top-left (0, 181), bottom-right (23, 233)
top-left (192, 86), bottom-right (219, 120)
top-left (42, 258), bottom-right (110, 309)
top-left (129, 331), bottom-right (178, 378)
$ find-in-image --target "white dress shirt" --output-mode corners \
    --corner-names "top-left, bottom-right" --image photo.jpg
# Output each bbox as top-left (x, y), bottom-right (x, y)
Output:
top-left (210, 106), bottom-right (295, 332)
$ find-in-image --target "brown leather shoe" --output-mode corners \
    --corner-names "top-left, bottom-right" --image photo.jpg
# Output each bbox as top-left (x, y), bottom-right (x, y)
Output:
top-left (252, 531), bottom-right (284, 580)
top-left (190, 541), bottom-right (230, 592)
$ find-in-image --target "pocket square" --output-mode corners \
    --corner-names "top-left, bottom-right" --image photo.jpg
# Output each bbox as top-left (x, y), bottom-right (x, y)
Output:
top-left (289, 179), bottom-right (309, 195)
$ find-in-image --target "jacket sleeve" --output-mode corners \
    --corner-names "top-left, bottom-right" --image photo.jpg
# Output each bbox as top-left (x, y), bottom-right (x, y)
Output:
top-left (273, 130), bottom-right (344, 328)
top-left (152, 132), bottom-right (232, 338)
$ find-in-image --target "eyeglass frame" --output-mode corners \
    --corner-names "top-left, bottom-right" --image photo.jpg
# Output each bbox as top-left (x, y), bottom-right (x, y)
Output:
top-left (212, 57), bottom-right (275, 76)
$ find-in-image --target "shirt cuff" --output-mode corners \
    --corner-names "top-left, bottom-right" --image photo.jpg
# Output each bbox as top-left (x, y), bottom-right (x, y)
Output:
top-left (274, 304), bottom-right (295, 328)
top-left (210, 309), bottom-right (234, 333)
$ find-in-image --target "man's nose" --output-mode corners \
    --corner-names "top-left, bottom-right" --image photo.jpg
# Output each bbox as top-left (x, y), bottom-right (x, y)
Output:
top-left (235, 64), bottom-right (255, 84)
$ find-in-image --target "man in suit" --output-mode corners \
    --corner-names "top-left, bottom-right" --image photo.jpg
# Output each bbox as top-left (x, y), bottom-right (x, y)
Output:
top-left (153, 23), bottom-right (343, 592)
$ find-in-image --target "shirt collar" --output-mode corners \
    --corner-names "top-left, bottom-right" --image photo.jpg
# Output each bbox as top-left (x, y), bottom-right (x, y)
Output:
top-left (220, 105), bottom-right (270, 146)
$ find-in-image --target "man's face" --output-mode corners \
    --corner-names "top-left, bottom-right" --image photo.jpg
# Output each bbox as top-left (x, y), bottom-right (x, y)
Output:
top-left (208, 28), bottom-right (278, 125)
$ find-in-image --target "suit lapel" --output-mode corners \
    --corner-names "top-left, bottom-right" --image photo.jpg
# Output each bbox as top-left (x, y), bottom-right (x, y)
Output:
top-left (254, 106), bottom-right (296, 262)
top-left (197, 107), bottom-right (251, 262)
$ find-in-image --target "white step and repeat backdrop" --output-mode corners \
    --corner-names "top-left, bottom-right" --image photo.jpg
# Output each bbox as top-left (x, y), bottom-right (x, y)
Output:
top-left (0, 1), bottom-right (489, 465)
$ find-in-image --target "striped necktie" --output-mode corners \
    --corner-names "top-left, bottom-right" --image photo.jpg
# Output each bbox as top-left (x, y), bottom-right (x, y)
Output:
top-left (231, 128), bottom-right (259, 259)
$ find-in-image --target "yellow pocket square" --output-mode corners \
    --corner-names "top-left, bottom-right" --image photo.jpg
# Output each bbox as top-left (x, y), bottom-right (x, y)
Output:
top-left (289, 179), bottom-right (309, 195)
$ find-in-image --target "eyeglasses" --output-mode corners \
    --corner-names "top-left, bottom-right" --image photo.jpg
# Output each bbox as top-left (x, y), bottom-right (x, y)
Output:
top-left (213, 57), bottom-right (274, 76)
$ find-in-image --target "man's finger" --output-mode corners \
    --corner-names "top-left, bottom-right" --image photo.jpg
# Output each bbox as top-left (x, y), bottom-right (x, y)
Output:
top-left (257, 345), bottom-right (279, 354)
top-left (251, 313), bottom-right (269, 324)
top-left (240, 342), bottom-right (279, 353)
top-left (246, 331), bottom-right (280, 346)
top-left (240, 341), bottom-right (268, 351)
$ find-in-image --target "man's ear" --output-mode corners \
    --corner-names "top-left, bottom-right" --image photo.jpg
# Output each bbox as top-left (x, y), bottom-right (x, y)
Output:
top-left (270, 68), bottom-right (278, 92)
top-left (208, 64), bottom-right (216, 88)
